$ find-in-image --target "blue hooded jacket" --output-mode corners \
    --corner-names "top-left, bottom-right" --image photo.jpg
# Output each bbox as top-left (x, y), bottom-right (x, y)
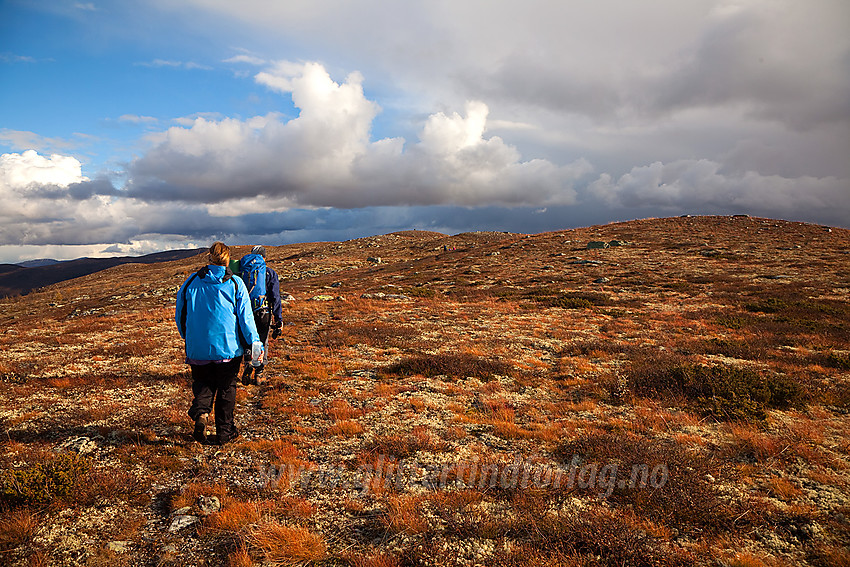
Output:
top-left (175, 265), bottom-right (260, 362)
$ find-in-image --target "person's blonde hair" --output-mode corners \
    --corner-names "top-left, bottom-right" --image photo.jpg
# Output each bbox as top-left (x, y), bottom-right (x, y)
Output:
top-left (208, 242), bottom-right (231, 266)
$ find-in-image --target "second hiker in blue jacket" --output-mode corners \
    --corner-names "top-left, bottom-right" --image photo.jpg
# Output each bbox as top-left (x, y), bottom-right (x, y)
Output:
top-left (175, 241), bottom-right (260, 445)
top-left (239, 245), bottom-right (283, 385)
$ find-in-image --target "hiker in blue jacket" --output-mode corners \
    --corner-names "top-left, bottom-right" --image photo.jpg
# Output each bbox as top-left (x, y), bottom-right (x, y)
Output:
top-left (175, 242), bottom-right (261, 445)
top-left (238, 245), bottom-right (283, 385)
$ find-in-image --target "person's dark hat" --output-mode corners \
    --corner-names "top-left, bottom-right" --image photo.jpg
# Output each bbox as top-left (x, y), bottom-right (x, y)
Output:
top-left (251, 245), bottom-right (266, 257)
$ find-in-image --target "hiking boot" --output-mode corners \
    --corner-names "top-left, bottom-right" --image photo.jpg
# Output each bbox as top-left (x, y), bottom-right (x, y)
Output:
top-left (216, 429), bottom-right (241, 445)
top-left (241, 365), bottom-right (254, 386)
top-left (254, 368), bottom-right (266, 386)
top-left (192, 413), bottom-right (209, 443)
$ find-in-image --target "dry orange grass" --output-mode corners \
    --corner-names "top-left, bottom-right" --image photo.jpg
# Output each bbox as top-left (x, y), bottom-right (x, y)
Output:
top-left (726, 423), bottom-right (784, 462)
top-left (203, 499), bottom-right (273, 534)
top-left (408, 397), bottom-right (426, 412)
top-left (238, 439), bottom-right (312, 490)
top-left (226, 544), bottom-right (253, 567)
top-left (328, 420), bottom-right (365, 436)
top-left (0, 508), bottom-right (39, 550)
top-left (247, 522), bottom-right (327, 565)
top-left (284, 350), bottom-right (344, 381)
top-left (765, 477), bottom-right (803, 501)
top-left (373, 383), bottom-right (403, 397)
top-left (672, 432), bottom-right (708, 446)
top-left (277, 496), bottom-right (316, 519)
top-left (493, 421), bottom-right (535, 440)
top-left (240, 438), bottom-right (300, 462)
top-left (327, 399), bottom-right (363, 420)
top-left (384, 495), bottom-right (428, 535)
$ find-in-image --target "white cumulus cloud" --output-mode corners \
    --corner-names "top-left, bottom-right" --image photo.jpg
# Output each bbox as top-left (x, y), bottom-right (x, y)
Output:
top-left (127, 61), bottom-right (589, 208)
top-left (1, 150), bottom-right (88, 190)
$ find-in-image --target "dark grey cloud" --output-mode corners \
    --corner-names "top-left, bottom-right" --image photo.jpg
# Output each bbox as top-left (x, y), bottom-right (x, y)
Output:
top-left (467, 3), bottom-right (850, 133)
top-left (66, 178), bottom-right (119, 199)
top-left (645, 6), bottom-right (850, 130)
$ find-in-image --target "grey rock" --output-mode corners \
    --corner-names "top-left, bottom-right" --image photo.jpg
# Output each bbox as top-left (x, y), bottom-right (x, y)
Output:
top-left (360, 292), bottom-right (411, 301)
top-left (168, 515), bottom-right (198, 533)
top-left (197, 495), bottom-right (221, 516)
top-left (608, 240), bottom-right (628, 246)
top-left (350, 369), bottom-right (377, 379)
top-left (367, 256), bottom-right (382, 264)
top-left (586, 241), bottom-right (609, 249)
top-left (593, 277), bottom-right (610, 284)
top-left (281, 293), bottom-right (296, 302)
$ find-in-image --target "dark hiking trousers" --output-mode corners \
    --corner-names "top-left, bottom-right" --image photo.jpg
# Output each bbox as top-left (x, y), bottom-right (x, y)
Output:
top-left (188, 359), bottom-right (241, 442)
top-left (242, 308), bottom-right (271, 369)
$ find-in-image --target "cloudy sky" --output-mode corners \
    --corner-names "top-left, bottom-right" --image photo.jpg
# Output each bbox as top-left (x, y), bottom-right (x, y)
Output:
top-left (1, 0), bottom-right (848, 263)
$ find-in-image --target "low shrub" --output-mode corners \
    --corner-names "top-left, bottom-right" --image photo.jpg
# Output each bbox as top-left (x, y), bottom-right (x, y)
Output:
top-left (1, 454), bottom-right (149, 511)
top-left (739, 295), bottom-right (849, 343)
top-left (0, 453), bottom-right (91, 508)
top-left (554, 432), bottom-right (729, 535)
top-left (826, 350), bottom-right (850, 370)
top-left (628, 355), bottom-right (802, 421)
top-left (526, 288), bottom-right (610, 309)
top-left (502, 505), bottom-right (690, 567)
top-left (549, 296), bottom-right (594, 309)
top-left (699, 337), bottom-right (767, 361)
top-left (745, 297), bottom-right (789, 313)
top-left (315, 321), bottom-right (417, 349)
top-left (364, 429), bottom-right (448, 459)
top-left (382, 353), bottom-right (514, 381)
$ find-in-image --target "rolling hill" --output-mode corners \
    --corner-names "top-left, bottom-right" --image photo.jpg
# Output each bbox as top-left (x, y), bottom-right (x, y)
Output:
top-left (0, 249), bottom-right (204, 298)
top-left (0, 216), bottom-right (848, 567)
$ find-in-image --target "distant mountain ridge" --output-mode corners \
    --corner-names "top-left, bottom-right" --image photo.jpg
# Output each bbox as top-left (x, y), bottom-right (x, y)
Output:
top-left (16, 259), bottom-right (63, 268)
top-left (0, 248), bottom-right (205, 298)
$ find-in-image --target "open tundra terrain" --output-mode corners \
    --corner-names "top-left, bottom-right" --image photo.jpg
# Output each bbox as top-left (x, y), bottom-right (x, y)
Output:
top-left (0, 216), bottom-right (848, 567)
